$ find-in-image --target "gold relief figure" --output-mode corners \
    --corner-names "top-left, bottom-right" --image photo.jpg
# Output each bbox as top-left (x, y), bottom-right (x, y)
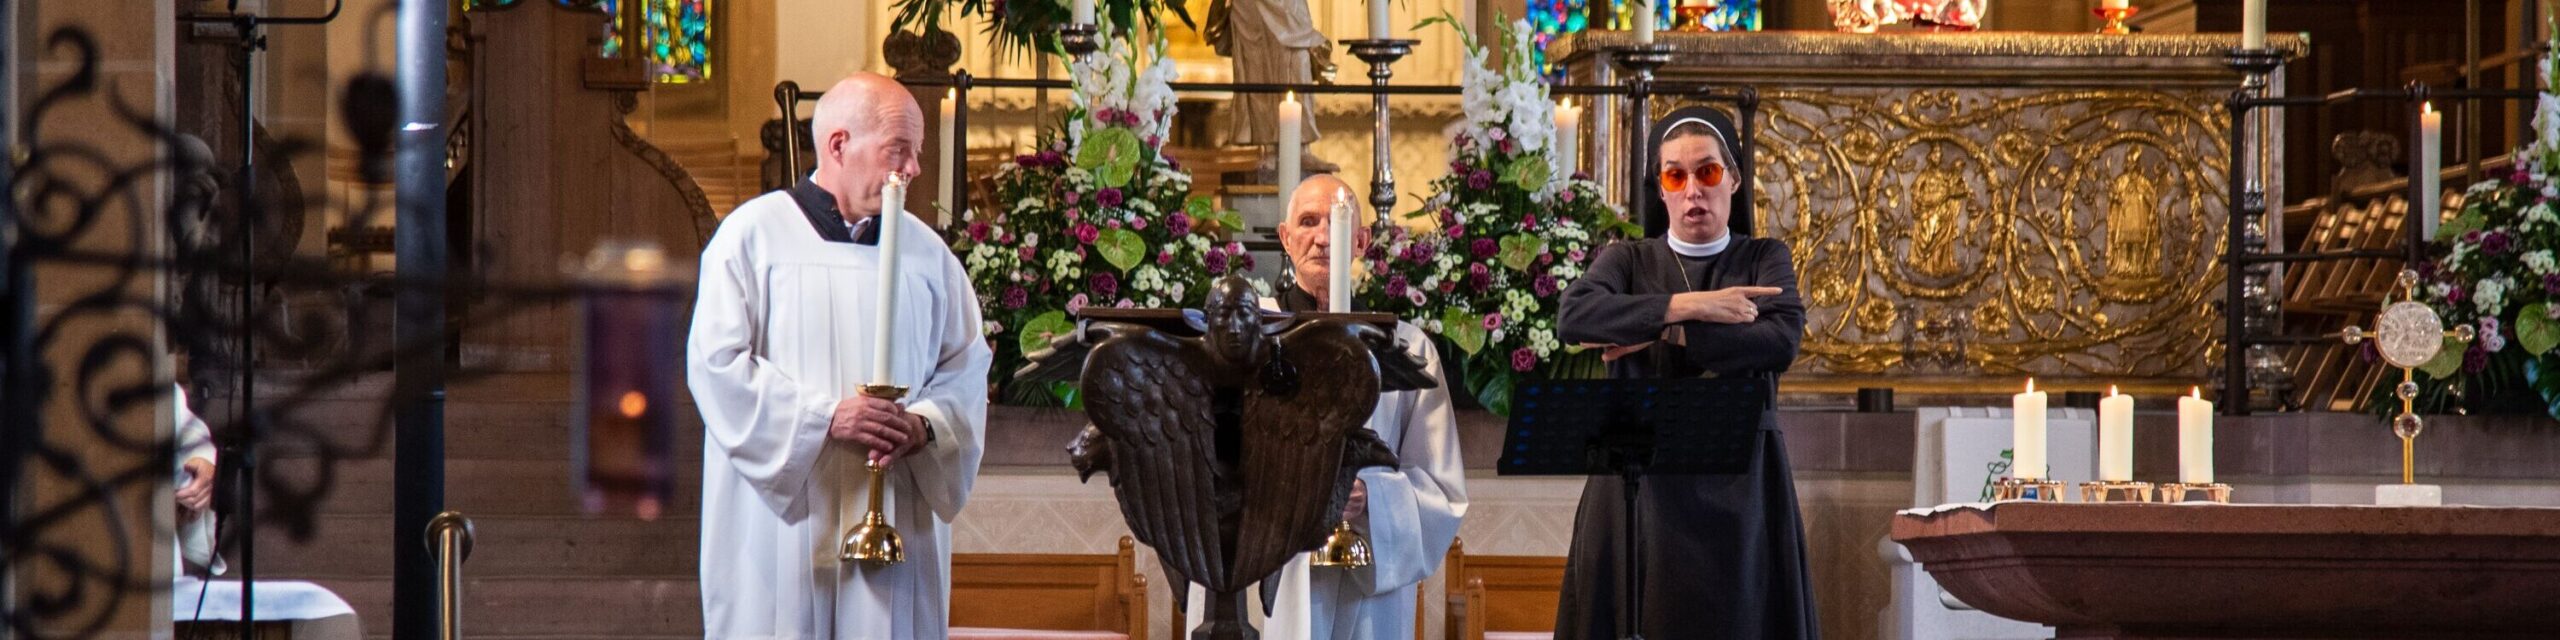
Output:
top-left (1971, 302), bottom-right (2012, 336)
top-left (2104, 147), bottom-right (2164, 281)
top-left (1908, 145), bottom-right (1967, 279)
top-left (1855, 295), bottom-right (1899, 335)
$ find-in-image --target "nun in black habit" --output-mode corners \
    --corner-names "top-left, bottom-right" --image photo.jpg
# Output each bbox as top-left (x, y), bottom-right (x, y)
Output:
top-left (1550, 108), bottom-right (1820, 640)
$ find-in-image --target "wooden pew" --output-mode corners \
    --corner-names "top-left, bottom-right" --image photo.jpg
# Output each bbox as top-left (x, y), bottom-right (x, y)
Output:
top-left (1440, 538), bottom-right (1566, 640)
top-left (951, 536), bottom-right (1150, 640)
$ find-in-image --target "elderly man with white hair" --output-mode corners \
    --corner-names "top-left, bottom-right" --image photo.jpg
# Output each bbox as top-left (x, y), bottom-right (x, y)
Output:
top-left (688, 72), bottom-right (992, 639)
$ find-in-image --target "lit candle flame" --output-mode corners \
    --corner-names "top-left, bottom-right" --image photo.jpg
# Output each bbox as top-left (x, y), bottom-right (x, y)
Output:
top-left (2109, 384), bottom-right (2120, 396)
top-left (2026, 378), bottom-right (2036, 394)
top-left (619, 391), bottom-right (648, 418)
top-left (2192, 386), bottom-right (2203, 399)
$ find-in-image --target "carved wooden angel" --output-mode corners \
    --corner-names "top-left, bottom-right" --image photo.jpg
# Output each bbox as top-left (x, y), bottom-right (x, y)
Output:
top-left (1016, 276), bottom-right (1434, 639)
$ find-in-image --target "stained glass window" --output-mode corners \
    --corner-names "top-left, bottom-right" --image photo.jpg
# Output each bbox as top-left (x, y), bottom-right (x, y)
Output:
top-left (1526, 0), bottom-right (1589, 76)
top-left (596, 0), bottom-right (626, 58)
top-left (647, 0), bottom-right (712, 83)
top-left (1529, 0), bottom-right (1759, 76)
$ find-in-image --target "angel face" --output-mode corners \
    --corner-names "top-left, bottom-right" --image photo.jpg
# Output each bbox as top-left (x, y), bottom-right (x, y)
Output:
top-left (1201, 277), bottom-right (1266, 366)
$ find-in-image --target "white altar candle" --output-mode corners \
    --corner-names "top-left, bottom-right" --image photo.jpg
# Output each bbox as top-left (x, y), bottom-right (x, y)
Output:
top-left (1329, 189), bottom-right (1353, 313)
top-left (871, 173), bottom-right (907, 385)
top-left (1633, 0), bottom-right (1655, 45)
top-left (2013, 379), bottom-right (2047, 481)
top-left (2179, 387), bottom-right (2215, 485)
top-left (2242, 0), bottom-right (2267, 49)
top-left (1071, 0), bottom-right (1095, 26)
top-left (2420, 102), bottom-right (2442, 237)
top-left (1278, 91), bottom-right (1302, 197)
top-left (937, 89), bottom-right (956, 228)
top-left (1369, 0), bottom-right (1391, 40)
top-left (2098, 386), bottom-right (2134, 482)
top-left (1556, 99), bottom-right (1582, 173)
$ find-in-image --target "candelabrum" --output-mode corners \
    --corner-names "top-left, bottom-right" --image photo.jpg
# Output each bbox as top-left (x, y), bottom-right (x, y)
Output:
top-left (1057, 23), bottom-right (1099, 60)
top-left (2222, 48), bottom-right (2292, 412)
top-left (841, 384), bottom-right (912, 566)
top-left (1611, 44), bottom-right (1676, 218)
top-left (1344, 39), bottom-right (1417, 217)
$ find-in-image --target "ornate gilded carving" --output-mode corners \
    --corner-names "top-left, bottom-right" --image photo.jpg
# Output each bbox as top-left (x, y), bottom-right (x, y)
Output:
top-left (1730, 87), bottom-right (2228, 380)
top-left (1554, 31), bottom-right (2308, 63)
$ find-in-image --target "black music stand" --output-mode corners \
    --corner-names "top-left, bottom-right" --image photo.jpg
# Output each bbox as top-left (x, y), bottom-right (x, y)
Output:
top-left (1500, 378), bottom-right (1769, 640)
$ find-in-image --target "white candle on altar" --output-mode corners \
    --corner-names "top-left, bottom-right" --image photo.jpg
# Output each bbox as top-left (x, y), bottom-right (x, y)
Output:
top-left (1278, 91), bottom-right (1302, 196)
top-left (871, 173), bottom-right (907, 385)
top-left (937, 88), bottom-right (956, 227)
top-left (1556, 99), bottom-right (1582, 173)
top-left (2099, 386), bottom-right (2134, 482)
top-left (1633, 0), bottom-right (1655, 45)
top-left (1369, 0), bottom-right (1391, 41)
top-left (2242, 0), bottom-right (2267, 49)
top-left (2179, 387), bottom-right (2215, 485)
top-left (1329, 188), bottom-right (1354, 313)
top-left (1071, 0), bottom-right (1095, 26)
top-left (2420, 102), bottom-right (2442, 236)
top-left (2013, 379), bottom-right (2048, 481)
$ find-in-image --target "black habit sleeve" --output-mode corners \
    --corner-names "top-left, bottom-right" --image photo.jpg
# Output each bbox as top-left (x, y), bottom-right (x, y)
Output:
top-left (1556, 241), bottom-right (1672, 347)
top-left (1676, 239), bottom-right (1805, 377)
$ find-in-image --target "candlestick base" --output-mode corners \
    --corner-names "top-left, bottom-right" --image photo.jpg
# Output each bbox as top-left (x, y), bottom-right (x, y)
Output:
top-left (2374, 483), bottom-right (2443, 507)
top-left (2221, 48), bottom-right (2286, 78)
top-left (1993, 478), bottom-right (2066, 502)
top-left (1343, 39), bottom-right (1418, 67)
top-left (2159, 482), bottom-right (2234, 504)
top-left (1056, 24), bottom-right (1099, 60)
top-left (858, 384), bottom-right (911, 401)
top-left (2080, 481), bottom-right (2156, 503)
top-left (1608, 44), bottom-right (1676, 81)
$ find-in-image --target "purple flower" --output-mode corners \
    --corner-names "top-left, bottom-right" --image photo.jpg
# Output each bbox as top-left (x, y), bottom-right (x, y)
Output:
top-left (1132, 217), bottom-right (1148, 230)
top-left (1571, 171), bottom-right (1591, 181)
top-left (2483, 231), bottom-right (2514, 255)
top-left (1560, 189), bottom-right (1577, 203)
top-left (1367, 243), bottom-right (1390, 260)
top-left (1384, 274), bottom-right (1409, 298)
top-left (2545, 273), bottom-right (2560, 295)
top-left (1157, 250), bottom-right (1175, 266)
top-left (1471, 238), bottom-right (1500, 259)
top-left (2446, 285), bottom-right (2468, 305)
top-left (1454, 133), bottom-right (1472, 149)
top-left (1067, 293), bottom-right (1090, 314)
top-left (1499, 137), bottom-right (1520, 155)
top-left (2462, 230), bottom-right (2484, 244)
top-left (1570, 248), bottom-right (1587, 262)
top-left (1467, 263), bottom-right (1492, 292)
top-left (1483, 313), bottom-right (1505, 331)
top-left (2484, 317), bottom-right (2509, 353)
top-left (1451, 160), bottom-right (1472, 175)
top-left (1537, 253), bottom-right (1554, 266)
top-left (1467, 170), bottom-right (1494, 190)
top-left (1167, 212), bottom-right (1193, 236)
top-left (1534, 274), bottom-right (1559, 297)
top-left (2463, 343), bottom-right (2490, 373)
top-left (1015, 153), bottom-right (1040, 167)
top-left (1486, 127), bottom-right (1507, 142)
top-left (1115, 298), bottom-right (1136, 308)
top-left (1038, 149), bottom-right (1065, 166)
top-left (1439, 279), bottom-right (1459, 294)
top-left (1090, 272), bottom-right (1119, 299)
top-left (1238, 253), bottom-right (1257, 271)
top-left (1206, 251), bottom-right (1230, 273)
top-left (1145, 134), bottom-right (1163, 149)
top-left (1074, 223), bottom-right (1101, 245)
top-left (1522, 214), bottom-right (1539, 229)
top-left (2357, 340), bottom-right (2379, 364)
top-left (1002, 286), bottom-right (1028, 309)
top-left (1019, 245), bottom-right (1038, 261)
top-left (1107, 219), bottom-right (1123, 230)
top-left (1065, 207), bottom-right (1082, 223)
top-left (1511, 347), bottom-right (1537, 372)
top-left (1096, 187), bottom-right (1126, 209)
top-left (969, 222), bottom-right (992, 243)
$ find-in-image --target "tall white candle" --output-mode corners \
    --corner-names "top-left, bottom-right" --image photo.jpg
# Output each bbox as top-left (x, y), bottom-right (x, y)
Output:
top-left (2242, 0), bottom-right (2267, 49)
top-left (2178, 387), bottom-right (2215, 485)
top-left (2098, 386), bottom-right (2134, 482)
top-left (1072, 0), bottom-right (1095, 26)
top-left (1369, 0), bottom-right (1391, 40)
top-left (1278, 91), bottom-right (1302, 198)
top-left (1329, 189), bottom-right (1354, 313)
top-left (937, 89), bottom-right (956, 228)
top-left (1633, 0), bottom-right (1655, 45)
top-left (2420, 102), bottom-right (2442, 237)
top-left (871, 173), bottom-right (907, 385)
top-left (1555, 100), bottom-right (1582, 174)
top-left (2012, 379), bottom-right (2048, 481)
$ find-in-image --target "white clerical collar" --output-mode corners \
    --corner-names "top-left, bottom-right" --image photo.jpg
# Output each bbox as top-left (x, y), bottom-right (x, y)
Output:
top-left (1667, 231), bottom-right (1731, 258)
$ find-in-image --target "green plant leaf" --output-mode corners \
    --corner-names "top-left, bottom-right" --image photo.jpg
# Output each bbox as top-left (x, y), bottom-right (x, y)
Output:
top-left (1185, 195), bottom-right (1214, 220)
top-left (1096, 228), bottom-right (1146, 272)
top-left (1441, 308), bottom-right (1485, 356)
top-left (2525, 355), bottom-right (2560, 422)
top-left (1473, 369), bottom-right (1514, 418)
top-left (1018, 310), bottom-right (1076, 357)
top-left (2520, 304), bottom-right (2560, 356)
top-left (1505, 154), bottom-right (1552, 191)
top-left (2420, 336), bottom-right (2466, 378)
top-left (2439, 209), bottom-right (2487, 241)
top-left (1076, 128), bottom-right (1142, 188)
top-left (1498, 234), bottom-right (1546, 272)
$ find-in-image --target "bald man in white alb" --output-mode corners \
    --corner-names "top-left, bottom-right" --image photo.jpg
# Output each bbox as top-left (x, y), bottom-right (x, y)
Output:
top-left (688, 72), bottom-right (992, 639)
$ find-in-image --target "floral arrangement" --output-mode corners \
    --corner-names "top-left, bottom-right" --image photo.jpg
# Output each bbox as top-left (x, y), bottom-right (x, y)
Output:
top-left (946, 26), bottom-right (1250, 403)
top-left (2394, 25), bottom-right (2560, 420)
top-left (1355, 15), bottom-right (1636, 416)
top-left (888, 0), bottom-right (1194, 61)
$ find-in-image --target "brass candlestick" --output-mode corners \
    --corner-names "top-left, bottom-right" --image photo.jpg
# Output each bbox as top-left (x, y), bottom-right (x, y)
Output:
top-left (2158, 482), bottom-right (2233, 503)
top-left (2080, 481), bottom-right (2155, 503)
top-left (841, 383), bottom-right (910, 566)
top-left (1993, 477), bottom-right (2065, 502)
top-left (2338, 270), bottom-right (2473, 487)
top-left (1312, 519), bottom-right (1372, 568)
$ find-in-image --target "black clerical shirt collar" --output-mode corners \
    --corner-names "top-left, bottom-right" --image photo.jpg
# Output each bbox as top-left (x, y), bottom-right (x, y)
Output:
top-left (1273, 276), bottom-right (1362, 313)
top-left (788, 179), bottom-right (881, 245)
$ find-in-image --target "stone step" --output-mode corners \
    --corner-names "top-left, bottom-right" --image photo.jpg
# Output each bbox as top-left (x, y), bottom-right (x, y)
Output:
top-left (311, 575), bottom-right (701, 639)
top-left (265, 456), bottom-right (707, 518)
top-left (258, 514), bottom-right (700, 579)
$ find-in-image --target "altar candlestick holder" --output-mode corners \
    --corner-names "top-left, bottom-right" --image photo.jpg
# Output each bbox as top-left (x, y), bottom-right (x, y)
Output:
top-left (1993, 477), bottom-right (2065, 502)
top-left (2158, 482), bottom-right (2234, 503)
top-left (1345, 39), bottom-right (1418, 217)
top-left (2094, 6), bottom-right (2138, 35)
top-left (1057, 23), bottom-right (1099, 60)
top-left (2080, 481), bottom-right (2156, 503)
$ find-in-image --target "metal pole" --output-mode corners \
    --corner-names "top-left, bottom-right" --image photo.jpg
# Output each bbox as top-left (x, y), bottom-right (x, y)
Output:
top-left (953, 72), bottom-right (971, 224)
top-left (2224, 92), bottom-right (2250, 415)
top-left (0, 0), bottom-right (26, 596)
top-left (393, 0), bottom-right (451, 634)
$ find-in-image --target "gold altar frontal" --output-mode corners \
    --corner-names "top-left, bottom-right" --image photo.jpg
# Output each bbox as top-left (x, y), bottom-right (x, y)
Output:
top-left (1552, 32), bottom-right (2308, 397)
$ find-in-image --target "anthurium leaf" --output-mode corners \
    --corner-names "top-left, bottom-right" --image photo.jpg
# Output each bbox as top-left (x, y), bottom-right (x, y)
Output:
top-left (1096, 227), bottom-right (1145, 272)
top-left (1019, 310), bottom-right (1076, 357)
top-left (2519, 304), bottom-right (2560, 356)
top-left (2420, 336), bottom-right (2466, 379)
top-left (1498, 234), bottom-right (1546, 272)
top-left (1076, 127), bottom-right (1142, 188)
top-left (1441, 307), bottom-right (1485, 356)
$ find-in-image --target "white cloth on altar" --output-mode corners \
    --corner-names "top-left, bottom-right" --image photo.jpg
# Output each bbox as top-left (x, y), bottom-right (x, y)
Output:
top-left (688, 190), bottom-right (992, 639)
top-left (169, 578), bottom-right (354, 621)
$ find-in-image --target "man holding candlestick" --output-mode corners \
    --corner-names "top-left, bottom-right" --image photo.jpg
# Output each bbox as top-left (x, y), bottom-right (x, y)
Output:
top-left (686, 72), bottom-right (993, 639)
top-left (1265, 175), bottom-right (1468, 640)
top-left (1554, 114), bottom-right (1819, 639)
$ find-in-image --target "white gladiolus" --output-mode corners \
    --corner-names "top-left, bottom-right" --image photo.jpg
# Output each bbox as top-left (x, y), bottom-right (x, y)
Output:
top-left (2526, 250), bottom-right (2557, 276)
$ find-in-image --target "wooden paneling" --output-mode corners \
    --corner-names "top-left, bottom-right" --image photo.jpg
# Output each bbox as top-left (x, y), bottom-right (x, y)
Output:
top-left (1441, 538), bottom-right (1566, 640)
top-left (951, 536), bottom-right (1149, 639)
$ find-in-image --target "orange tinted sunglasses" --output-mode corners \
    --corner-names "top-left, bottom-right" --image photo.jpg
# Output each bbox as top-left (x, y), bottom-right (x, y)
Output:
top-left (1659, 164), bottom-right (1725, 192)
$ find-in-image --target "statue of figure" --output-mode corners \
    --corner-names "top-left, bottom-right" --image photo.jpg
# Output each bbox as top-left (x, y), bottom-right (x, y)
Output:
top-left (1909, 145), bottom-right (1967, 279)
top-left (2105, 147), bottom-right (2163, 280)
top-left (1020, 276), bottom-right (1432, 640)
top-left (1206, 0), bottom-right (1338, 175)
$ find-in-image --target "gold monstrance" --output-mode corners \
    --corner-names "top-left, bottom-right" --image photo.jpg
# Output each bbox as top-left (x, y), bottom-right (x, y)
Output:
top-left (2338, 270), bottom-right (2473, 504)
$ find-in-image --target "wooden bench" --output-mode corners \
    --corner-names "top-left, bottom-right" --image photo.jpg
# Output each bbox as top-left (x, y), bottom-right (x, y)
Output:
top-left (951, 536), bottom-right (1150, 640)
top-left (1439, 538), bottom-right (1565, 640)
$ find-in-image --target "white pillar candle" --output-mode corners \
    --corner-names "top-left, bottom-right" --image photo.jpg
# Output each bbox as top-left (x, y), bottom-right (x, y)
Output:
top-left (2420, 102), bottom-right (2442, 237)
top-left (2098, 386), bottom-right (2134, 482)
top-left (2012, 379), bottom-right (2048, 481)
top-left (1555, 99), bottom-right (1582, 174)
top-left (871, 173), bottom-right (907, 385)
top-left (937, 89), bottom-right (956, 228)
top-left (1369, 0), bottom-right (1391, 40)
top-left (1277, 91), bottom-right (1302, 198)
top-left (2179, 387), bottom-right (2215, 485)
top-left (1634, 0), bottom-right (1655, 45)
top-left (1072, 0), bottom-right (1095, 26)
top-left (1329, 188), bottom-right (1354, 313)
top-left (2242, 0), bottom-right (2267, 49)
